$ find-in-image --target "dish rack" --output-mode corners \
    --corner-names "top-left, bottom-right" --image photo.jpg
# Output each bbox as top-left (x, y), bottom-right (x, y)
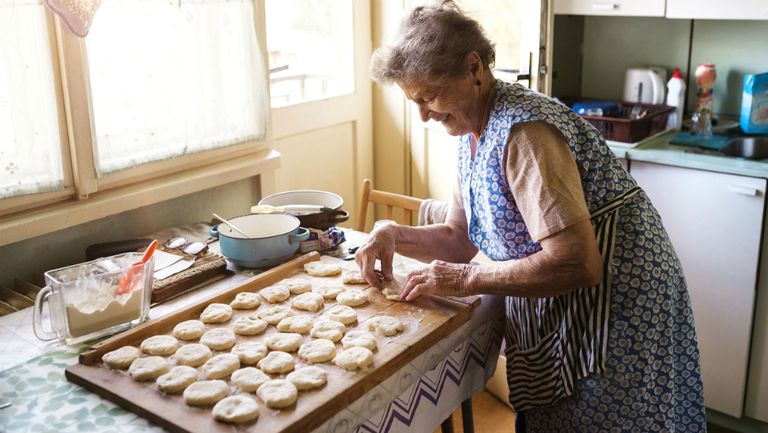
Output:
top-left (565, 99), bottom-right (675, 143)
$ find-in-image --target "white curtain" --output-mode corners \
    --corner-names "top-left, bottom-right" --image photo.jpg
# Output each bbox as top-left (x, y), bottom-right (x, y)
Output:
top-left (86, 0), bottom-right (269, 176)
top-left (0, 0), bottom-right (65, 200)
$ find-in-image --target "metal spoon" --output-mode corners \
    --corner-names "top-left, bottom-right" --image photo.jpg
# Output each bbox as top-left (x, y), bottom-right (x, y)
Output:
top-left (212, 213), bottom-right (251, 238)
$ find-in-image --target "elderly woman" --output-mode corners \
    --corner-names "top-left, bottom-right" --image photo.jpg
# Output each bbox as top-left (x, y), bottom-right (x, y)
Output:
top-left (357, 2), bottom-right (706, 432)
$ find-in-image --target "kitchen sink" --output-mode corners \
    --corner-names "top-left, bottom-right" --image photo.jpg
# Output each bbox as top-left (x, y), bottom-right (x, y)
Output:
top-left (720, 137), bottom-right (768, 160)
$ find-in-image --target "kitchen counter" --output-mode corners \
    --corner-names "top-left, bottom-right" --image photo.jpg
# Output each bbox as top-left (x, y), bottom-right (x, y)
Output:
top-left (609, 131), bottom-right (768, 179)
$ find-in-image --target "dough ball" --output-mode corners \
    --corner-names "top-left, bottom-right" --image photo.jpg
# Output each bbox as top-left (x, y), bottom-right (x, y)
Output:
top-left (229, 292), bottom-right (261, 310)
top-left (325, 305), bottom-right (358, 325)
top-left (257, 305), bottom-right (294, 325)
top-left (309, 320), bottom-right (346, 342)
top-left (342, 270), bottom-right (367, 284)
top-left (366, 315), bottom-right (404, 336)
top-left (341, 330), bottom-right (378, 351)
top-left (200, 353), bottom-right (241, 380)
top-left (213, 394), bottom-right (260, 424)
top-left (200, 303), bottom-right (233, 324)
top-left (172, 320), bottom-right (206, 340)
top-left (286, 366), bottom-right (327, 391)
top-left (156, 365), bottom-right (198, 394)
top-left (276, 315), bottom-right (313, 334)
top-left (313, 285), bottom-right (344, 300)
top-left (183, 380), bottom-right (230, 406)
top-left (102, 346), bottom-right (141, 370)
top-left (231, 367), bottom-right (272, 393)
top-left (266, 332), bottom-right (303, 352)
top-left (336, 290), bottom-right (368, 307)
top-left (304, 262), bottom-right (342, 277)
top-left (291, 292), bottom-right (324, 312)
top-left (129, 356), bottom-right (169, 381)
top-left (231, 341), bottom-right (268, 365)
top-left (333, 347), bottom-right (374, 371)
top-left (284, 280), bottom-right (311, 294)
top-left (200, 328), bottom-right (237, 351)
top-left (257, 351), bottom-right (295, 374)
top-left (257, 379), bottom-right (298, 409)
top-left (140, 335), bottom-right (180, 356)
top-left (233, 315), bottom-right (268, 336)
top-left (174, 343), bottom-right (213, 367)
top-left (298, 339), bottom-right (336, 364)
top-left (259, 285), bottom-right (290, 303)
top-left (382, 287), bottom-right (404, 301)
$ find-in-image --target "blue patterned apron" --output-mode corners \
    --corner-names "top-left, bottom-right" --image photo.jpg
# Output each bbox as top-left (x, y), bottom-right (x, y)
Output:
top-left (457, 80), bottom-right (706, 432)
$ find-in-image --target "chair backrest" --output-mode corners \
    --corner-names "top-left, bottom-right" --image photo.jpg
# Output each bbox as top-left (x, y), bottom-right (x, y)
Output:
top-left (356, 179), bottom-right (423, 232)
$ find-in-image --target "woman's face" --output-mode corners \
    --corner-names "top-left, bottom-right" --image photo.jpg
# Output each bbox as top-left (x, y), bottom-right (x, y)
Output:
top-left (399, 77), bottom-right (482, 137)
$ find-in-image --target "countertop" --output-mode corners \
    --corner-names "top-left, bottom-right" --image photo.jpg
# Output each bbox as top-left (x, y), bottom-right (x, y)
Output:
top-left (609, 130), bottom-right (768, 179)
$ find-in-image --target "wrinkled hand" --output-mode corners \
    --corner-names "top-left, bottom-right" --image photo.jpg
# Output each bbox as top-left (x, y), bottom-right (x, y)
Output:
top-left (354, 226), bottom-right (397, 289)
top-left (400, 260), bottom-right (473, 301)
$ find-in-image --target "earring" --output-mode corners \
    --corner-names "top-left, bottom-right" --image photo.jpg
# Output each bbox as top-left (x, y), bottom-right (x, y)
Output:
top-left (475, 80), bottom-right (481, 86)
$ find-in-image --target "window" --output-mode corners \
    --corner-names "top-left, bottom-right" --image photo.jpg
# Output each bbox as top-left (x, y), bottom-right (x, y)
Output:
top-left (265, 0), bottom-right (354, 107)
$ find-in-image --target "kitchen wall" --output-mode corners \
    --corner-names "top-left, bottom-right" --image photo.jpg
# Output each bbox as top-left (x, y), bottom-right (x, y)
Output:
top-left (0, 177), bottom-right (261, 289)
top-left (552, 15), bottom-right (768, 118)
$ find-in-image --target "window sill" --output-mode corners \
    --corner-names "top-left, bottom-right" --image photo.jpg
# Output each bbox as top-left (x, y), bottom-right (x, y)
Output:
top-left (0, 148), bottom-right (281, 247)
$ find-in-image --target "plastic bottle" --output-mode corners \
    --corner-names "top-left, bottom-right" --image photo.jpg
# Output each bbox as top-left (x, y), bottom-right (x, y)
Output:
top-left (666, 67), bottom-right (686, 130)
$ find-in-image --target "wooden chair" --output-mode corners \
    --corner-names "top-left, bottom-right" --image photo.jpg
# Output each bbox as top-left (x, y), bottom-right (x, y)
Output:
top-left (355, 179), bottom-right (423, 231)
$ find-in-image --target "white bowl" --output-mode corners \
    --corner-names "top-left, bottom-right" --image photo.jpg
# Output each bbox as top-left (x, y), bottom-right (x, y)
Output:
top-left (258, 190), bottom-right (343, 215)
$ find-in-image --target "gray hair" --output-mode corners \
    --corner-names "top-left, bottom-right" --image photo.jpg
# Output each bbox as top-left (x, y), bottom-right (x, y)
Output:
top-left (370, 0), bottom-right (495, 86)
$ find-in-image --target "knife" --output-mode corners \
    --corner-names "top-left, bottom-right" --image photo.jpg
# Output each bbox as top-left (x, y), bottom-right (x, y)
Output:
top-left (154, 259), bottom-right (195, 280)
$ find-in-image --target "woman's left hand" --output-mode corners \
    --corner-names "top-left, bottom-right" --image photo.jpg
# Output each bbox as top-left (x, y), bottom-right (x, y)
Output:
top-left (400, 260), bottom-right (474, 301)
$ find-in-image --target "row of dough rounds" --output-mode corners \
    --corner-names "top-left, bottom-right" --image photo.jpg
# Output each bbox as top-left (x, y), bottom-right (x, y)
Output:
top-left (100, 263), bottom-right (404, 424)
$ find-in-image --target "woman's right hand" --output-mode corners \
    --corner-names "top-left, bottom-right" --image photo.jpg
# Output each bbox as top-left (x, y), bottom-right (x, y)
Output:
top-left (354, 224), bottom-right (397, 289)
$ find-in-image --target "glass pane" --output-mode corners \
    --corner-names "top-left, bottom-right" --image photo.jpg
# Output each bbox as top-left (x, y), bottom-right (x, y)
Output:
top-left (86, 0), bottom-right (269, 176)
top-left (0, 1), bottom-right (64, 199)
top-left (265, 0), bottom-right (354, 107)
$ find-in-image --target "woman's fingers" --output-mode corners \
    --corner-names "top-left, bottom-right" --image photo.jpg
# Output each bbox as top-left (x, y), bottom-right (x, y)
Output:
top-left (355, 245), bottom-right (381, 288)
top-left (400, 272), bottom-right (428, 300)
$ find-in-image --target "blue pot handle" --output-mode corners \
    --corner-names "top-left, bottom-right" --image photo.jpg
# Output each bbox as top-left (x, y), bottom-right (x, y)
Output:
top-left (289, 227), bottom-right (310, 244)
top-left (210, 225), bottom-right (219, 238)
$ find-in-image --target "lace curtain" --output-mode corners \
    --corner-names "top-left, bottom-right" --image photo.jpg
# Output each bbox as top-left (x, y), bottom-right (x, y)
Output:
top-left (44, 0), bottom-right (102, 37)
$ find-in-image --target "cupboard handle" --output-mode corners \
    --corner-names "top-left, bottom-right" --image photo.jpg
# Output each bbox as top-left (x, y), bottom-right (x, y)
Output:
top-left (592, 3), bottom-right (619, 10)
top-left (728, 184), bottom-right (759, 196)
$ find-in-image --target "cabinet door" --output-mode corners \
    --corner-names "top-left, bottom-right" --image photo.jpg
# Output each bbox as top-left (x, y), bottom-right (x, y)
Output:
top-left (666, 0), bottom-right (768, 20)
top-left (554, 0), bottom-right (665, 16)
top-left (631, 162), bottom-right (763, 417)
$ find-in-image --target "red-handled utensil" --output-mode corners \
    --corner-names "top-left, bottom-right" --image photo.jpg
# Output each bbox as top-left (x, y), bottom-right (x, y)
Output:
top-left (116, 239), bottom-right (158, 295)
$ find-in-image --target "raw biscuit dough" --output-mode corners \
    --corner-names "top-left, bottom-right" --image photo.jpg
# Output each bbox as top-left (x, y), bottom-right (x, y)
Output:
top-left (128, 356), bottom-right (169, 381)
top-left (231, 341), bottom-right (268, 365)
top-left (140, 335), bottom-right (180, 356)
top-left (102, 346), bottom-right (141, 370)
top-left (229, 292), bottom-right (261, 309)
top-left (257, 351), bottom-right (295, 374)
top-left (342, 270), bottom-right (367, 284)
top-left (172, 320), bottom-right (206, 340)
top-left (259, 285), bottom-right (290, 303)
top-left (233, 315), bottom-right (268, 336)
top-left (257, 379), bottom-right (298, 409)
top-left (276, 315), bottom-right (313, 334)
top-left (156, 365), bottom-right (198, 394)
top-left (201, 353), bottom-right (241, 380)
top-left (298, 339), bottom-right (336, 363)
top-left (284, 280), bottom-right (311, 294)
top-left (333, 347), bottom-right (374, 371)
top-left (325, 305), bottom-right (358, 325)
top-left (266, 332), bottom-right (303, 352)
top-left (341, 330), bottom-right (378, 351)
top-left (304, 262), bottom-right (341, 277)
top-left (231, 367), bottom-right (272, 393)
top-left (291, 292), bottom-right (324, 312)
top-left (213, 394), bottom-right (260, 424)
top-left (366, 315), bottom-right (404, 336)
top-left (174, 343), bottom-right (213, 367)
top-left (336, 290), bottom-right (368, 307)
top-left (309, 320), bottom-right (346, 342)
top-left (382, 276), bottom-right (406, 301)
top-left (183, 380), bottom-right (230, 406)
top-left (286, 366), bottom-right (327, 391)
top-left (313, 285), bottom-right (344, 300)
top-left (200, 303), bottom-right (233, 324)
top-left (200, 328), bottom-right (237, 350)
top-left (257, 305), bottom-right (294, 325)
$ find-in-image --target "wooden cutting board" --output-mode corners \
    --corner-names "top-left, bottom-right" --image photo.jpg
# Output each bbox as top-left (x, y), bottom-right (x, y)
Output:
top-left (65, 252), bottom-right (479, 433)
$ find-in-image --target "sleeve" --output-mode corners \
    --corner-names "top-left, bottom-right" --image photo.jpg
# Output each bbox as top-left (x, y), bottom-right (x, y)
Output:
top-left (504, 121), bottom-right (590, 242)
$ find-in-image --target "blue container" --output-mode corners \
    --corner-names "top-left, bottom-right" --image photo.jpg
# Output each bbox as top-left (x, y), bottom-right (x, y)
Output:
top-left (740, 72), bottom-right (768, 135)
top-left (211, 214), bottom-right (310, 269)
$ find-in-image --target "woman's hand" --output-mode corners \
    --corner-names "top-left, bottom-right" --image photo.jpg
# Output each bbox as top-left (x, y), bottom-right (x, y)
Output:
top-left (354, 225), bottom-right (397, 289)
top-left (400, 260), bottom-right (474, 301)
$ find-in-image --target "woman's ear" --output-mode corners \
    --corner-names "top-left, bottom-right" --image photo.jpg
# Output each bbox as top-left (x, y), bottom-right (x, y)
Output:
top-left (467, 51), bottom-right (484, 82)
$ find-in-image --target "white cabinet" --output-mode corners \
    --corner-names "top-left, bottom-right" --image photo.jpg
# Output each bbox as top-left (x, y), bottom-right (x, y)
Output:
top-left (554, 0), bottom-right (665, 16)
top-left (666, 0), bottom-right (768, 20)
top-left (631, 162), bottom-right (764, 418)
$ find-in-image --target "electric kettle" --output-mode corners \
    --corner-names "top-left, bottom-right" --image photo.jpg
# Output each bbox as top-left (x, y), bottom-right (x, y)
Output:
top-left (624, 67), bottom-right (667, 104)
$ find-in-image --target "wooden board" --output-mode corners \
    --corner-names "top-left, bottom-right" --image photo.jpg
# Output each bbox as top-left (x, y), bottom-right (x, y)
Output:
top-left (65, 252), bottom-right (478, 433)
